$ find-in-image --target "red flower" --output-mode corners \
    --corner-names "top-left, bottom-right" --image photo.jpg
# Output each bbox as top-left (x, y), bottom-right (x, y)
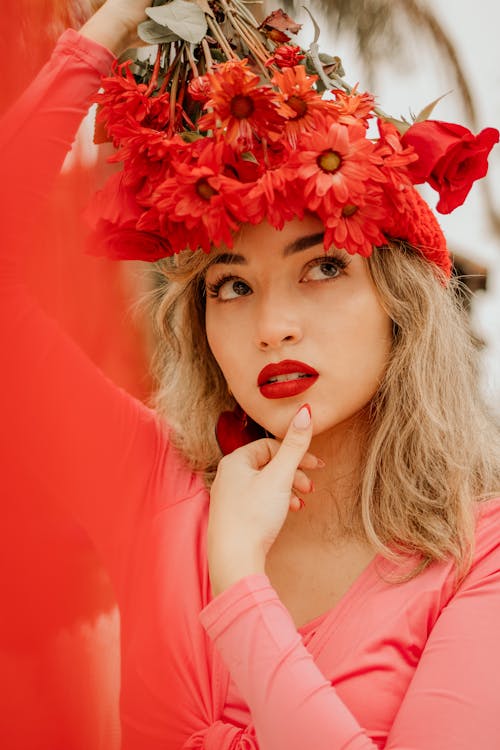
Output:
top-left (266, 45), bottom-right (305, 68)
top-left (319, 192), bottom-right (389, 257)
top-left (96, 61), bottom-right (171, 144)
top-left (84, 172), bottom-right (171, 261)
top-left (273, 66), bottom-right (333, 146)
top-left (293, 119), bottom-right (386, 213)
top-left (188, 74), bottom-right (211, 102)
top-left (197, 60), bottom-right (284, 150)
top-left (243, 167), bottom-right (302, 230)
top-left (401, 120), bottom-right (499, 213)
top-left (329, 87), bottom-right (375, 127)
top-left (150, 140), bottom-right (248, 252)
top-left (375, 119), bottom-right (418, 208)
top-left (90, 228), bottom-right (172, 261)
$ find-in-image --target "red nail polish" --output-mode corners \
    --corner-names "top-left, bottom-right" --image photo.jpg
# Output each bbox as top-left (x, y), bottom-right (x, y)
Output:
top-left (303, 403), bottom-right (311, 417)
top-left (298, 498), bottom-right (306, 509)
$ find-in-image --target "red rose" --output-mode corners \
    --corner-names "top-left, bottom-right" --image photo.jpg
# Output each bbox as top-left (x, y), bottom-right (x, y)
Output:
top-left (90, 225), bottom-right (172, 262)
top-left (401, 120), bottom-right (499, 213)
top-left (84, 173), bottom-right (172, 261)
top-left (265, 44), bottom-right (306, 69)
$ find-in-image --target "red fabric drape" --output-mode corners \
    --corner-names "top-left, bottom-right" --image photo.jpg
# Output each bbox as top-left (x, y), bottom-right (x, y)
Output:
top-left (1, 3), bottom-right (152, 747)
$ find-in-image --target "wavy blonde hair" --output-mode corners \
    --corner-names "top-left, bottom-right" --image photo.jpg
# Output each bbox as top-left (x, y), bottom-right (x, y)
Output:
top-left (147, 241), bottom-right (500, 578)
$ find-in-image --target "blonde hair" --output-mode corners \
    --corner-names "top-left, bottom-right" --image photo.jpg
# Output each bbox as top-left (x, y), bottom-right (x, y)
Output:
top-left (148, 241), bottom-right (500, 578)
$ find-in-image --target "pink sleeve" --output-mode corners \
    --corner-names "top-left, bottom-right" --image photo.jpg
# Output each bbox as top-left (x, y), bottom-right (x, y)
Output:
top-left (199, 575), bottom-right (377, 750)
top-left (0, 31), bottom-right (193, 598)
top-left (200, 542), bottom-right (500, 750)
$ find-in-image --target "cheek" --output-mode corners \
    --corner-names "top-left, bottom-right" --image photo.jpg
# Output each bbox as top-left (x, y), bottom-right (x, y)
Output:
top-left (205, 309), bottom-right (244, 384)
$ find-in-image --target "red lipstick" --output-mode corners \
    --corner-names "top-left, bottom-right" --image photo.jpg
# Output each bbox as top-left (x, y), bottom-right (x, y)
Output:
top-left (258, 360), bottom-right (319, 400)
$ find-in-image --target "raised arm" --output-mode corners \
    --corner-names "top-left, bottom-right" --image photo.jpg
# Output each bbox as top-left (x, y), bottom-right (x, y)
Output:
top-left (0, 5), bottom-right (177, 598)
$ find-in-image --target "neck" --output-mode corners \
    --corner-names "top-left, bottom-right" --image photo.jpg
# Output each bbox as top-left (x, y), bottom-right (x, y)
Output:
top-left (282, 413), bottom-right (368, 546)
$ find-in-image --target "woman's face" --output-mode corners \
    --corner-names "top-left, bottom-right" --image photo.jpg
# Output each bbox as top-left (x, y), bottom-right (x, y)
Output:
top-left (205, 215), bottom-right (393, 440)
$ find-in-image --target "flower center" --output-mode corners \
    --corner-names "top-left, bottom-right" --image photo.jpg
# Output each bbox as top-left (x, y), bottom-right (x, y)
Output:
top-left (287, 95), bottom-right (308, 118)
top-left (342, 203), bottom-right (358, 217)
top-left (230, 94), bottom-right (255, 120)
top-left (196, 178), bottom-right (218, 201)
top-left (317, 150), bottom-right (342, 173)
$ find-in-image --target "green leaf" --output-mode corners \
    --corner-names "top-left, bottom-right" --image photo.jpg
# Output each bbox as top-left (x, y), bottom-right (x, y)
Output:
top-left (241, 151), bottom-right (259, 164)
top-left (146, 0), bottom-right (208, 44)
top-left (414, 92), bottom-right (452, 122)
top-left (193, 0), bottom-right (214, 19)
top-left (138, 19), bottom-right (180, 44)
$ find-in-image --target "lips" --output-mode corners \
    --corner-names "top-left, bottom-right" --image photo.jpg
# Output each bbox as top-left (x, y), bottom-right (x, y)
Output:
top-left (258, 360), bottom-right (319, 400)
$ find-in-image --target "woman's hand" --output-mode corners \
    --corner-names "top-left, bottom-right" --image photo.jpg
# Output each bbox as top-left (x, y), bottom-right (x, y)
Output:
top-left (207, 405), bottom-right (321, 597)
top-left (80, 0), bottom-right (153, 56)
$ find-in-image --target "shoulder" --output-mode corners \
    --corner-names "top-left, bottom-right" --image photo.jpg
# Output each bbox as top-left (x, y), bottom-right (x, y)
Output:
top-left (470, 496), bottom-right (500, 567)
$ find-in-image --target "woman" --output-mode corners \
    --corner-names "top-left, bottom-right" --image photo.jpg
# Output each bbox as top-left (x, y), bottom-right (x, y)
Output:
top-left (1, 1), bottom-right (500, 748)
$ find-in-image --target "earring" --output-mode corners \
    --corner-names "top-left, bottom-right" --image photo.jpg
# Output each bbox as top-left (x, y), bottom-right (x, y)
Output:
top-left (215, 403), bottom-right (268, 455)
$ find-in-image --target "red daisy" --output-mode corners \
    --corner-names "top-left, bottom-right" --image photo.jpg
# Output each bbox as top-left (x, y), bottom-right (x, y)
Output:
top-left (243, 164), bottom-right (302, 230)
top-left (375, 119), bottom-right (419, 209)
top-left (273, 66), bottom-right (334, 146)
top-left (292, 119), bottom-right (386, 214)
top-left (319, 191), bottom-right (390, 257)
top-left (197, 59), bottom-right (284, 150)
top-left (329, 87), bottom-right (375, 127)
top-left (96, 61), bottom-right (171, 144)
top-left (151, 140), bottom-right (248, 252)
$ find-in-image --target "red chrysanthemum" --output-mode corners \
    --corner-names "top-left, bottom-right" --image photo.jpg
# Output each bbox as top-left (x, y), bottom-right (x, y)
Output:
top-left (197, 59), bottom-right (285, 150)
top-left (374, 119), bottom-right (418, 208)
top-left (96, 61), bottom-right (171, 144)
top-left (292, 119), bottom-right (386, 214)
top-left (242, 165), bottom-right (302, 230)
top-left (319, 191), bottom-right (390, 257)
top-left (273, 66), bottom-right (334, 146)
top-left (329, 87), bottom-right (375, 127)
top-left (150, 140), bottom-right (249, 252)
top-left (265, 44), bottom-right (305, 68)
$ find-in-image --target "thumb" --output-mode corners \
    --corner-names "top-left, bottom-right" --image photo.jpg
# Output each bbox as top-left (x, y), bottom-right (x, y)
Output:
top-left (269, 404), bottom-right (313, 484)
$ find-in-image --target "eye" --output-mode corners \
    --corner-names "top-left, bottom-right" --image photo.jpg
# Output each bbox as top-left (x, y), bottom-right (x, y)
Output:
top-left (302, 256), bottom-right (347, 282)
top-left (206, 274), bottom-right (252, 301)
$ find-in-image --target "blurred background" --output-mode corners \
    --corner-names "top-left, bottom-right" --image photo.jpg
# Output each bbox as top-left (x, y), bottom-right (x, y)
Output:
top-left (0, 1), bottom-right (498, 748)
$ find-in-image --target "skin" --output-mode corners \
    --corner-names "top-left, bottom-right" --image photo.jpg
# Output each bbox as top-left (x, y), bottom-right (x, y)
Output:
top-left (205, 215), bottom-right (393, 594)
top-left (80, 0), bottom-right (152, 55)
top-left (79, 5), bottom-right (393, 598)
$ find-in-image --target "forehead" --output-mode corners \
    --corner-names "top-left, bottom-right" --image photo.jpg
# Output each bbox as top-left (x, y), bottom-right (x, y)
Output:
top-left (209, 215), bottom-right (327, 267)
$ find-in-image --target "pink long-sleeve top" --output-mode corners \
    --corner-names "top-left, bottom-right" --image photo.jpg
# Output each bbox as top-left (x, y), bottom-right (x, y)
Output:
top-left (1, 29), bottom-right (500, 750)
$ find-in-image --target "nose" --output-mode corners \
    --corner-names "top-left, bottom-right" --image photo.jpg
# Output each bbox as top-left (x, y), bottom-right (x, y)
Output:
top-left (254, 290), bottom-right (303, 350)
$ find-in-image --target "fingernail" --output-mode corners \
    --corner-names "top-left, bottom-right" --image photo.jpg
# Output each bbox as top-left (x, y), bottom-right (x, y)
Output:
top-left (293, 404), bottom-right (311, 430)
top-left (316, 458), bottom-right (326, 468)
top-left (298, 498), bottom-right (306, 509)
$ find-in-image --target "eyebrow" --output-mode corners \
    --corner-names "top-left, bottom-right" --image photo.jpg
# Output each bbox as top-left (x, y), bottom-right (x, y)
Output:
top-left (208, 232), bottom-right (325, 267)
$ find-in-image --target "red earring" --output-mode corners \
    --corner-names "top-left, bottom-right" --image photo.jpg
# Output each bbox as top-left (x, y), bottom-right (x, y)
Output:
top-left (215, 404), bottom-right (268, 455)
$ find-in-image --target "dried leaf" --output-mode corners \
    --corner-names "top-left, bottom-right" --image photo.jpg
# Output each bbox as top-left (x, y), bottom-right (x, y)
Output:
top-left (138, 19), bottom-right (180, 44)
top-left (146, 0), bottom-right (208, 44)
top-left (319, 53), bottom-right (345, 78)
top-left (192, 0), bottom-right (214, 18)
top-left (260, 9), bottom-right (302, 35)
top-left (414, 92), bottom-right (451, 122)
top-left (382, 116), bottom-right (411, 135)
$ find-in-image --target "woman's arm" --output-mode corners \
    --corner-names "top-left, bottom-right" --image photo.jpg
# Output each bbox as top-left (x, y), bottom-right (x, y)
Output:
top-left (0, 18), bottom-right (172, 597)
top-left (200, 510), bottom-right (500, 750)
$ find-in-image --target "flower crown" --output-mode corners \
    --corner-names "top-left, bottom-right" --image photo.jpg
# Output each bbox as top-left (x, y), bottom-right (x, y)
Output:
top-left (87, 1), bottom-right (499, 278)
